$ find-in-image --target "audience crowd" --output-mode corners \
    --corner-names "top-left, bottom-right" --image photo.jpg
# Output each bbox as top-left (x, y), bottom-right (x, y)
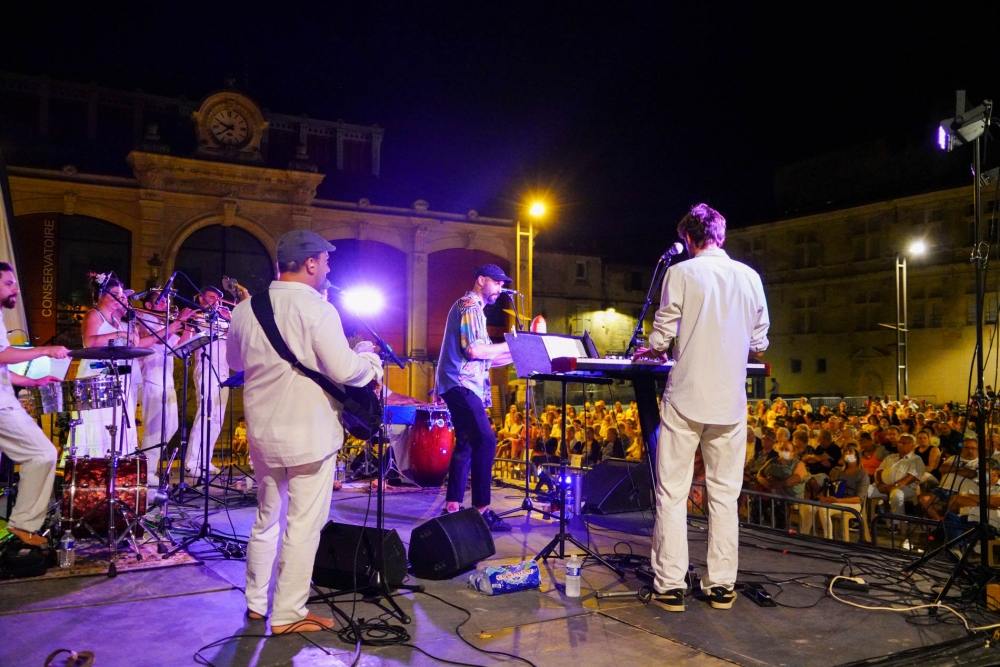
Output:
top-left (745, 393), bottom-right (1000, 541)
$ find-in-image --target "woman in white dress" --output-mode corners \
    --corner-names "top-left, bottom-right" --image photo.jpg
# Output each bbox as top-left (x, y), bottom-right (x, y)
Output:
top-left (74, 276), bottom-right (156, 458)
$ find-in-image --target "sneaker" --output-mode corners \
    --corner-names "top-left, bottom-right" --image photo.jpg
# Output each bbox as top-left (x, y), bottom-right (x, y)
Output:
top-left (650, 588), bottom-right (685, 612)
top-left (441, 505), bottom-right (465, 515)
top-left (706, 586), bottom-right (737, 610)
top-left (208, 465), bottom-right (221, 475)
top-left (480, 508), bottom-right (512, 532)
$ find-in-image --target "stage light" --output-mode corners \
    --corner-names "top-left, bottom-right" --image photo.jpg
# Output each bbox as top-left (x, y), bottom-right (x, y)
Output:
top-left (340, 287), bottom-right (384, 315)
top-left (909, 240), bottom-right (927, 256)
top-left (937, 92), bottom-right (992, 152)
top-left (529, 201), bottom-right (546, 218)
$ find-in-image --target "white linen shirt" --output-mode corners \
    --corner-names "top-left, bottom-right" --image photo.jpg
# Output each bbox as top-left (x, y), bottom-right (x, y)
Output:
top-left (876, 452), bottom-right (925, 489)
top-left (0, 310), bottom-right (20, 410)
top-left (227, 281), bottom-right (382, 468)
top-left (648, 247), bottom-right (769, 425)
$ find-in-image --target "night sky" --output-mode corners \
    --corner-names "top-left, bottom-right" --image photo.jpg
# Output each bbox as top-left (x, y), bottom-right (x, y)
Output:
top-left (3, 4), bottom-right (998, 262)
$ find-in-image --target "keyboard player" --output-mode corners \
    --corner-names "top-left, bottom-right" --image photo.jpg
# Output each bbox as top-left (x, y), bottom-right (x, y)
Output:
top-left (633, 203), bottom-right (770, 612)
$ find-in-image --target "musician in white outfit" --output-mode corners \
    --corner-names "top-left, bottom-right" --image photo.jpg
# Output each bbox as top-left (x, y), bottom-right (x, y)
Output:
top-left (228, 230), bottom-right (381, 633)
top-left (136, 290), bottom-right (192, 486)
top-left (635, 204), bottom-right (770, 612)
top-left (185, 286), bottom-right (230, 478)
top-left (75, 275), bottom-right (153, 458)
top-left (0, 261), bottom-right (67, 546)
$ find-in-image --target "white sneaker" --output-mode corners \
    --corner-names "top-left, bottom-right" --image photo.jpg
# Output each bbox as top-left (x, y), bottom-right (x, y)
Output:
top-left (208, 465), bottom-right (221, 475)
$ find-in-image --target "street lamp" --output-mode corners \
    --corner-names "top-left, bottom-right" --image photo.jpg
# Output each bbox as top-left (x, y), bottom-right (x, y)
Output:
top-left (515, 200), bottom-right (546, 321)
top-left (894, 240), bottom-right (926, 400)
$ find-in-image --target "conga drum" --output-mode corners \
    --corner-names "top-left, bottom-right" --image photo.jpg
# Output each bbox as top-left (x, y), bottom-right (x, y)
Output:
top-left (406, 408), bottom-right (455, 487)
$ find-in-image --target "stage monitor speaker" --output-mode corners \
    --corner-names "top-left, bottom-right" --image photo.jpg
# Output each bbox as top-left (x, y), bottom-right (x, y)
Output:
top-left (312, 521), bottom-right (407, 591)
top-left (408, 508), bottom-right (496, 579)
top-left (582, 459), bottom-right (653, 514)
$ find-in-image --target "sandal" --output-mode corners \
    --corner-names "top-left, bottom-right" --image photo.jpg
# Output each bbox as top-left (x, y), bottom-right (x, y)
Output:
top-left (271, 612), bottom-right (335, 635)
top-left (9, 528), bottom-right (47, 547)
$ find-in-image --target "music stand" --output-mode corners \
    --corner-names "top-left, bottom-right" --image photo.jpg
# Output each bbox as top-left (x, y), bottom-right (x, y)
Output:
top-left (506, 332), bottom-right (624, 578)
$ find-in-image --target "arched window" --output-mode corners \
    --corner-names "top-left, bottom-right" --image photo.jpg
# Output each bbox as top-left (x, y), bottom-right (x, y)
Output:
top-left (174, 225), bottom-right (272, 300)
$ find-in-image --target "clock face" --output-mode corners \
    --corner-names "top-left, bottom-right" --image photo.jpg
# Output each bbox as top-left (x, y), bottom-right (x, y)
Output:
top-left (210, 109), bottom-right (250, 146)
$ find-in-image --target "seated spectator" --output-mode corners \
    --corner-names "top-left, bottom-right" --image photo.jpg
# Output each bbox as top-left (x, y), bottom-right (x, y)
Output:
top-left (602, 426), bottom-right (628, 459)
top-left (584, 427), bottom-right (603, 464)
top-left (745, 423), bottom-right (763, 467)
top-left (882, 425), bottom-right (901, 454)
top-left (803, 429), bottom-right (841, 498)
top-left (756, 441), bottom-right (806, 499)
top-left (918, 437), bottom-right (980, 521)
top-left (955, 459), bottom-right (1000, 527)
top-left (868, 433), bottom-right (924, 515)
top-left (937, 421), bottom-right (963, 457)
top-left (914, 429), bottom-right (941, 484)
top-left (816, 442), bottom-right (871, 541)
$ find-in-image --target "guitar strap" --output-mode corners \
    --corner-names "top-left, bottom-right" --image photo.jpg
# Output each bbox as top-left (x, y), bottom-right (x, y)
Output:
top-left (250, 290), bottom-right (370, 419)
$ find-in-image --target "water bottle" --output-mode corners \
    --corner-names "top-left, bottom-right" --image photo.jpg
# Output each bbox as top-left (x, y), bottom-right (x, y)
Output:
top-left (58, 533), bottom-right (75, 568)
top-left (565, 554), bottom-right (582, 598)
top-left (334, 459), bottom-right (346, 490)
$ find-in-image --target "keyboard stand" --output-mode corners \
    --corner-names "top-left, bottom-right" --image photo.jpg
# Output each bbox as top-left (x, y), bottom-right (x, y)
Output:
top-left (530, 372), bottom-right (624, 578)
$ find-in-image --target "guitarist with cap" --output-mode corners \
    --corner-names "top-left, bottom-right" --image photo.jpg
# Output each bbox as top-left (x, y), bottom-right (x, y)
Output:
top-left (227, 230), bottom-right (382, 633)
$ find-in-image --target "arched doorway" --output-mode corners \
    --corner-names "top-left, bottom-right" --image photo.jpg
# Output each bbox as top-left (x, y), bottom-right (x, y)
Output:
top-left (13, 212), bottom-right (131, 345)
top-left (426, 249), bottom-right (510, 358)
top-left (174, 225), bottom-right (272, 300)
top-left (325, 239), bottom-right (407, 355)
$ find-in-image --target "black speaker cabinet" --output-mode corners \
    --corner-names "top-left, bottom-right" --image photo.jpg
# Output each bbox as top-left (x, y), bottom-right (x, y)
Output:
top-left (582, 459), bottom-right (653, 514)
top-left (312, 521), bottom-right (408, 591)
top-left (408, 508), bottom-right (496, 579)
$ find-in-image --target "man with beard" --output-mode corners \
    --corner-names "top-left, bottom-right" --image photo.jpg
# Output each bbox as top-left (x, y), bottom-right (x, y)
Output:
top-left (436, 264), bottom-right (513, 531)
top-left (0, 262), bottom-right (68, 546)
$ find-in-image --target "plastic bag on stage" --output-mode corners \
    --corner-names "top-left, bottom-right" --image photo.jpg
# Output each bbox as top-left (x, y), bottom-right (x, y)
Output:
top-left (469, 560), bottom-right (541, 595)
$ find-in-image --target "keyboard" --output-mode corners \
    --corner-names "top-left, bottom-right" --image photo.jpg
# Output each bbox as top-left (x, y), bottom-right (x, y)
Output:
top-left (550, 357), bottom-right (769, 377)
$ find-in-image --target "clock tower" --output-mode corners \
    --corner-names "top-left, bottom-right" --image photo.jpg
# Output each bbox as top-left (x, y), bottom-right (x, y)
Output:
top-left (190, 81), bottom-right (268, 164)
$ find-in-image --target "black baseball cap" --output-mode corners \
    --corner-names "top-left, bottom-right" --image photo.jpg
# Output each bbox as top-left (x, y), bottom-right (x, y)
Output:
top-left (474, 264), bottom-right (512, 284)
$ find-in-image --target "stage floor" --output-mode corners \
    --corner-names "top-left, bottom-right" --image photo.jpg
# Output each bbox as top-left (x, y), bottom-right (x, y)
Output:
top-left (3, 480), bottom-right (1000, 667)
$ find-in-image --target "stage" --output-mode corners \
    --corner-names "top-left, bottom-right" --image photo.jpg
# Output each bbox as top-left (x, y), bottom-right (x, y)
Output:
top-left (3, 481), bottom-right (1000, 667)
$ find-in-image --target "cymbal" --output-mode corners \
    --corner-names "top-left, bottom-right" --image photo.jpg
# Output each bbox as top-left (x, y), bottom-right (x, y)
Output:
top-left (69, 346), bottom-right (155, 360)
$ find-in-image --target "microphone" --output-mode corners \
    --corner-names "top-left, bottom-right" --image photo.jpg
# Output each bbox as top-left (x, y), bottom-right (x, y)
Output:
top-left (155, 271), bottom-right (178, 307)
top-left (500, 288), bottom-right (520, 295)
top-left (98, 271), bottom-right (112, 297)
top-left (662, 242), bottom-right (684, 259)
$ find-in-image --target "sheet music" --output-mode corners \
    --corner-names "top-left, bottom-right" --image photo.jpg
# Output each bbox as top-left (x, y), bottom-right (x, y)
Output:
top-left (10, 355), bottom-right (71, 381)
top-left (541, 335), bottom-right (587, 360)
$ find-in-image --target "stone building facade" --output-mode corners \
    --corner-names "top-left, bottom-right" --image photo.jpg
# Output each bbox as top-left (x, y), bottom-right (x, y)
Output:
top-left (1, 72), bottom-right (516, 403)
top-left (726, 183), bottom-right (991, 404)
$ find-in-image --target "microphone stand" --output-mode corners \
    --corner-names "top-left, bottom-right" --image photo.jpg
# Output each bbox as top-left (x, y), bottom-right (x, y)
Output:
top-left (498, 291), bottom-right (550, 522)
top-left (625, 251), bottom-right (679, 358)
top-left (308, 298), bottom-right (422, 624)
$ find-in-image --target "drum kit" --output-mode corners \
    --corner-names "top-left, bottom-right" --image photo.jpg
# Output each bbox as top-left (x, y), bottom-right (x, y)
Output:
top-left (27, 344), bottom-right (166, 573)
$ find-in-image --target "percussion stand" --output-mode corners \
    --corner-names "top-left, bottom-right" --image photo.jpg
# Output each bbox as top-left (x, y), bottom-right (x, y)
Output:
top-left (164, 309), bottom-right (246, 560)
top-left (220, 374), bottom-right (255, 497)
top-left (308, 312), bottom-right (422, 624)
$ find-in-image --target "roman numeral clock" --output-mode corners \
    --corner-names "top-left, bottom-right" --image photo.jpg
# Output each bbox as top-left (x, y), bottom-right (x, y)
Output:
top-left (191, 88), bottom-right (268, 164)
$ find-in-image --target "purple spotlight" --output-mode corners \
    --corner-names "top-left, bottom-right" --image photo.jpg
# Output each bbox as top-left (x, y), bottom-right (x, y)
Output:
top-left (341, 286), bottom-right (384, 315)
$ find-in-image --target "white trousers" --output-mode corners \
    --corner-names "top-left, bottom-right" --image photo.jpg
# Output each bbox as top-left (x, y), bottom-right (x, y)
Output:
top-left (186, 349), bottom-right (229, 471)
top-left (141, 380), bottom-right (178, 479)
top-left (0, 407), bottom-right (57, 533)
top-left (651, 401), bottom-right (745, 592)
top-left (245, 452), bottom-right (335, 626)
